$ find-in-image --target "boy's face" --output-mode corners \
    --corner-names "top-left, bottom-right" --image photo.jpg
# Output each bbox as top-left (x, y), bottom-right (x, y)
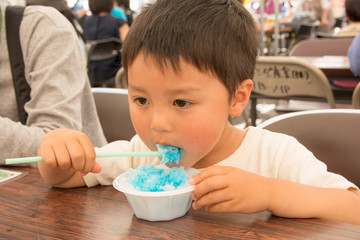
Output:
top-left (127, 53), bottom-right (238, 168)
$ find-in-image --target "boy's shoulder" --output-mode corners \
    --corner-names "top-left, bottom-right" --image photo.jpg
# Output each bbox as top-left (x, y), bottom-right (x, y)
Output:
top-left (235, 126), bottom-right (306, 159)
top-left (218, 126), bottom-right (316, 175)
top-left (244, 126), bottom-right (298, 144)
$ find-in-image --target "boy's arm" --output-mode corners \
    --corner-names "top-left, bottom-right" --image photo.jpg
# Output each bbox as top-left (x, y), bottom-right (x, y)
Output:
top-left (190, 166), bottom-right (360, 225)
top-left (37, 128), bottom-right (101, 188)
top-left (267, 178), bottom-right (360, 224)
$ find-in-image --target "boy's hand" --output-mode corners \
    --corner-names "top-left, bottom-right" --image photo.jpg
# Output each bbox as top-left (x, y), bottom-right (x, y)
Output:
top-left (38, 128), bottom-right (101, 176)
top-left (189, 166), bottom-right (271, 214)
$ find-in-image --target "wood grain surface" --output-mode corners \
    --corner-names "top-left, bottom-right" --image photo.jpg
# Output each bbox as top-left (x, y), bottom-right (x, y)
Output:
top-left (1, 167), bottom-right (360, 239)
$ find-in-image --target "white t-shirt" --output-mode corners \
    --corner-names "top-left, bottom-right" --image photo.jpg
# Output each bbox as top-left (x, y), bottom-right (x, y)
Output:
top-left (84, 127), bottom-right (358, 190)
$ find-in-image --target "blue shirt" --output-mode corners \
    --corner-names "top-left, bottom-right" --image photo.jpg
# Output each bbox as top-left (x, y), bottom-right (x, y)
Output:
top-left (111, 7), bottom-right (128, 22)
top-left (348, 32), bottom-right (360, 76)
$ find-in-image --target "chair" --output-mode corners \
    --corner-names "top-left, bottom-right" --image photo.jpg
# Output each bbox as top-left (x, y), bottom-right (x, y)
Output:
top-left (353, 83), bottom-right (360, 109)
top-left (115, 67), bottom-right (128, 89)
top-left (257, 109), bottom-right (360, 187)
top-left (91, 88), bottom-right (136, 142)
top-left (287, 23), bottom-right (318, 52)
top-left (86, 38), bottom-right (122, 87)
top-left (86, 38), bottom-right (122, 61)
top-left (289, 37), bottom-right (358, 93)
top-left (289, 37), bottom-right (354, 57)
top-left (250, 56), bottom-right (336, 125)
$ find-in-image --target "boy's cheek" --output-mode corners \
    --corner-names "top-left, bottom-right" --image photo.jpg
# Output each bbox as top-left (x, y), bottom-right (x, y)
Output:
top-left (131, 116), bottom-right (147, 136)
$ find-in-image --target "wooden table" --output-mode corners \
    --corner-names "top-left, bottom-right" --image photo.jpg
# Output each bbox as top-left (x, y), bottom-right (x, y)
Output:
top-left (296, 56), bottom-right (356, 79)
top-left (1, 167), bottom-right (360, 239)
top-left (293, 56), bottom-right (359, 103)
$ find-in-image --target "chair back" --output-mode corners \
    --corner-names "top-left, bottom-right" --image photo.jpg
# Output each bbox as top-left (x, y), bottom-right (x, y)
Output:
top-left (289, 37), bottom-right (354, 56)
top-left (91, 88), bottom-right (136, 142)
top-left (86, 38), bottom-right (122, 62)
top-left (353, 83), bottom-right (360, 109)
top-left (295, 24), bottom-right (317, 40)
top-left (258, 109), bottom-right (360, 187)
top-left (252, 56), bottom-right (336, 107)
top-left (115, 67), bottom-right (128, 89)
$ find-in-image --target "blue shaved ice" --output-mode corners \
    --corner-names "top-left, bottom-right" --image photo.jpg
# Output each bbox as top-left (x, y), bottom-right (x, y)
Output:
top-left (127, 165), bottom-right (190, 192)
top-left (156, 144), bottom-right (183, 164)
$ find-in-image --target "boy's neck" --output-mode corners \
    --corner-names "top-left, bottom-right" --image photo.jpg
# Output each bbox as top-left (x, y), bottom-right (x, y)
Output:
top-left (192, 124), bottom-right (246, 169)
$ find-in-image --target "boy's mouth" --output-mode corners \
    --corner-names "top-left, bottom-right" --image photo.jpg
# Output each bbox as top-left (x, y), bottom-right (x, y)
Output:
top-left (156, 144), bottom-right (183, 165)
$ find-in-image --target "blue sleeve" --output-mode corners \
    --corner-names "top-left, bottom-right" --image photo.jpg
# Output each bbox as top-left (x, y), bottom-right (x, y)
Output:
top-left (348, 32), bottom-right (360, 76)
top-left (111, 7), bottom-right (128, 22)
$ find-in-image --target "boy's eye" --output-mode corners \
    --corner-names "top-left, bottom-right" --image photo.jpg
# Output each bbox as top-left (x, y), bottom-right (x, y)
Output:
top-left (134, 97), bottom-right (149, 106)
top-left (173, 99), bottom-right (191, 108)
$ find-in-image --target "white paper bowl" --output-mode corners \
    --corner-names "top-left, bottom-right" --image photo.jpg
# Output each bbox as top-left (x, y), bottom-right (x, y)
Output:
top-left (113, 168), bottom-right (199, 221)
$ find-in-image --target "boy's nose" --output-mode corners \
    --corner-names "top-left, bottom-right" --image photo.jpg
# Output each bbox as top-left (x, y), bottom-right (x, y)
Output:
top-left (150, 109), bottom-right (171, 132)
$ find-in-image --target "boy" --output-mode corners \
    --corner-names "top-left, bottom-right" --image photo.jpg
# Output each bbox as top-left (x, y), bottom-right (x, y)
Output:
top-left (38, 0), bottom-right (360, 225)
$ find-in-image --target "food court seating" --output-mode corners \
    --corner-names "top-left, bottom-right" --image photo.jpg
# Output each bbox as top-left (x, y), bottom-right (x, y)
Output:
top-left (86, 38), bottom-right (122, 87)
top-left (258, 109), bottom-right (360, 187)
top-left (289, 37), bottom-right (358, 96)
top-left (288, 37), bottom-right (354, 57)
top-left (287, 23), bottom-right (318, 52)
top-left (91, 88), bottom-right (136, 141)
top-left (250, 56), bottom-right (335, 126)
top-left (86, 38), bottom-right (122, 61)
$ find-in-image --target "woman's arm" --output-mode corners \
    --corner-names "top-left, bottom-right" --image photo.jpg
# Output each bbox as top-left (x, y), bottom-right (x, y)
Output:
top-left (119, 23), bottom-right (130, 41)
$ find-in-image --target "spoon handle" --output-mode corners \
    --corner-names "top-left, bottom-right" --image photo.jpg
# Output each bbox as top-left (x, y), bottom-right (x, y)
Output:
top-left (5, 151), bottom-right (162, 165)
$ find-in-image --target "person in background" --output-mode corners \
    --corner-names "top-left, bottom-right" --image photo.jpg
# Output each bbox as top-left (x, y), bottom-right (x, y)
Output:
top-left (26, 0), bottom-right (88, 62)
top-left (348, 31), bottom-right (360, 76)
top-left (36, 0), bottom-right (360, 226)
top-left (256, 0), bottom-right (283, 15)
top-left (111, 0), bottom-right (127, 23)
top-left (283, 0), bottom-right (335, 33)
top-left (80, 0), bottom-right (129, 87)
top-left (113, 0), bottom-right (135, 26)
top-left (334, 0), bottom-right (360, 37)
top-left (0, 0), bottom-right (107, 166)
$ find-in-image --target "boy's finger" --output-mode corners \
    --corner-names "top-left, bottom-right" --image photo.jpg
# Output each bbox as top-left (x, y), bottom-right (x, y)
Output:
top-left (81, 162), bottom-right (102, 176)
top-left (189, 165), bottom-right (231, 185)
top-left (78, 134), bottom-right (96, 174)
top-left (192, 188), bottom-right (231, 210)
top-left (38, 143), bottom-right (57, 168)
top-left (65, 139), bottom-right (86, 172)
top-left (51, 142), bottom-right (72, 170)
top-left (90, 162), bottom-right (102, 173)
top-left (202, 199), bottom-right (233, 213)
top-left (191, 175), bottom-right (228, 201)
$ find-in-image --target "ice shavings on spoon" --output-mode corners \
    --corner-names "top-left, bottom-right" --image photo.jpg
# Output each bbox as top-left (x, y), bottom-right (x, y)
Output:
top-left (156, 144), bottom-right (183, 164)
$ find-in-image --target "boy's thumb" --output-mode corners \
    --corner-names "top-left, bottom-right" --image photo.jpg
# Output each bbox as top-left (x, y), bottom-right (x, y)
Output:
top-left (91, 162), bottom-right (102, 173)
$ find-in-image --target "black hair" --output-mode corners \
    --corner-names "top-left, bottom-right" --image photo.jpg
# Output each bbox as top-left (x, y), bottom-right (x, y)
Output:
top-left (346, 0), bottom-right (360, 22)
top-left (89, 0), bottom-right (113, 15)
top-left (122, 0), bottom-right (258, 98)
top-left (115, 0), bottom-right (130, 9)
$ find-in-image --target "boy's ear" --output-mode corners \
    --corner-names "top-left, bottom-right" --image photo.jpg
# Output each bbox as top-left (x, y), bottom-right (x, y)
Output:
top-left (228, 79), bottom-right (253, 117)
